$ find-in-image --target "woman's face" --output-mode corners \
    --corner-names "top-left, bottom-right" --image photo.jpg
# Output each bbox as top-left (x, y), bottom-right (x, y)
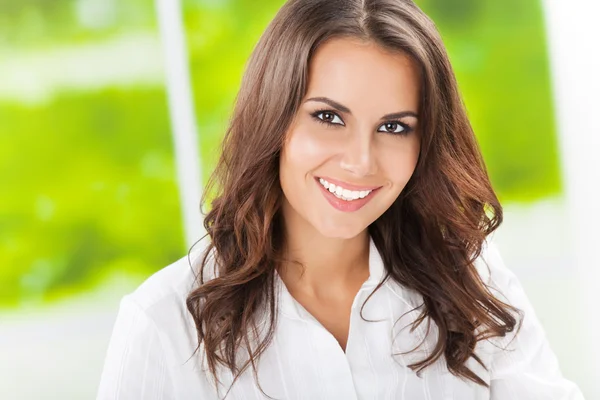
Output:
top-left (279, 37), bottom-right (421, 239)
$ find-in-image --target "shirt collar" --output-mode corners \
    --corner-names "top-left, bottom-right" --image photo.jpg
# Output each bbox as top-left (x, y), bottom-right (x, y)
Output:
top-left (366, 234), bottom-right (385, 286)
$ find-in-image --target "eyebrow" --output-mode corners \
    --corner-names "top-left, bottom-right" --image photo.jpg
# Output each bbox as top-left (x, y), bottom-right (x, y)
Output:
top-left (305, 96), bottom-right (419, 120)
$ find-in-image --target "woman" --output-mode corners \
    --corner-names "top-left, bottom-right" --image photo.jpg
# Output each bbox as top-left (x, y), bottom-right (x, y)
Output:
top-left (97, 0), bottom-right (584, 399)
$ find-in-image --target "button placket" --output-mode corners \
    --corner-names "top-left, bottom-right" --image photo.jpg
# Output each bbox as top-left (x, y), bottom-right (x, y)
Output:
top-left (346, 283), bottom-right (374, 357)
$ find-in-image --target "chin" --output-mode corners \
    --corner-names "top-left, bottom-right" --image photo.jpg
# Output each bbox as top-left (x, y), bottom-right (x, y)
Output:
top-left (312, 218), bottom-right (366, 240)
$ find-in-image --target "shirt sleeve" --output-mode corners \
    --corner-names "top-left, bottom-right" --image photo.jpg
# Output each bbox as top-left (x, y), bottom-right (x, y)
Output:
top-left (96, 295), bottom-right (175, 400)
top-left (482, 240), bottom-right (585, 400)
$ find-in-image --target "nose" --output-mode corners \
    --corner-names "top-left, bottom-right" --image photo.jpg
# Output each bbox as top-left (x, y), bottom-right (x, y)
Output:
top-left (339, 131), bottom-right (377, 177)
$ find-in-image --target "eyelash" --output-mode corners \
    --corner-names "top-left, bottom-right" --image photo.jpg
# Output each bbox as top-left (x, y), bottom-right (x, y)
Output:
top-left (309, 109), bottom-right (414, 136)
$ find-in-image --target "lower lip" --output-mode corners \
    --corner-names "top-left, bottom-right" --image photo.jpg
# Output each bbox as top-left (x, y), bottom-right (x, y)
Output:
top-left (315, 177), bottom-right (381, 213)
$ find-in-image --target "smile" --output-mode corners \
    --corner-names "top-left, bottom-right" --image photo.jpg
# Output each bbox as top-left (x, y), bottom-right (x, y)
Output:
top-left (314, 176), bottom-right (383, 213)
top-left (318, 178), bottom-right (372, 201)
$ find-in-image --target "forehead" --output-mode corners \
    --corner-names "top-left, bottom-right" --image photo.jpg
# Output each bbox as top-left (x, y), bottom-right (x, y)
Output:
top-left (306, 37), bottom-right (421, 109)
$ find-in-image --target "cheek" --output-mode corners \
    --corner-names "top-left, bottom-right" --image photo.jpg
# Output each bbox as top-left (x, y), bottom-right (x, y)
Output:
top-left (380, 139), bottom-right (420, 188)
top-left (281, 126), bottom-right (333, 175)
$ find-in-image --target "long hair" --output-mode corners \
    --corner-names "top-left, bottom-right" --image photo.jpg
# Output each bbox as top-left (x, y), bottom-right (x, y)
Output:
top-left (186, 0), bottom-right (522, 397)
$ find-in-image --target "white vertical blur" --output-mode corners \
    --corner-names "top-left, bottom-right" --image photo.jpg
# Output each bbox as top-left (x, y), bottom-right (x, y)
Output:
top-left (154, 0), bottom-right (205, 248)
top-left (542, 0), bottom-right (600, 396)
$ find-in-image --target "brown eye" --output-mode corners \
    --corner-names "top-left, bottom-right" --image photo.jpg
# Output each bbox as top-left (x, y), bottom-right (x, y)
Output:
top-left (313, 110), bottom-right (344, 126)
top-left (322, 112), bottom-right (335, 122)
top-left (377, 121), bottom-right (410, 135)
top-left (385, 123), bottom-right (399, 132)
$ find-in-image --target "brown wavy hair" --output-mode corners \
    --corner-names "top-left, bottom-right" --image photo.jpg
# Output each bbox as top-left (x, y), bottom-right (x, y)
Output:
top-left (186, 0), bottom-right (522, 398)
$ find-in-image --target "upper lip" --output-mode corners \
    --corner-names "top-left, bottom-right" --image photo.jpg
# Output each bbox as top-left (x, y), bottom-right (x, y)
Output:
top-left (316, 176), bottom-right (383, 191)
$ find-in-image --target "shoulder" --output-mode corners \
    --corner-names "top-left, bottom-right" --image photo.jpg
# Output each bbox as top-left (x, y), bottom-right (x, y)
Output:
top-left (111, 235), bottom-right (218, 346)
top-left (470, 242), bottom-right (585, 397)
top-left (97, 237), bottom-right (219, 398)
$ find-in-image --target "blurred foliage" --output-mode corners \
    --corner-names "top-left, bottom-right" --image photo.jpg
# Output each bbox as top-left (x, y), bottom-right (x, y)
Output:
top-left (0, 0), bottom-right (155, 50)
top-left (0, 0), bottom-right (559, 307)
top-left (0, 88), bottom-right (185, 307)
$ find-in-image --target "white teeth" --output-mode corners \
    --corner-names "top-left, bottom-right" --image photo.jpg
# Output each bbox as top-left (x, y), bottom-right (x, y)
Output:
top-left (318, 178), bottom-right (373, 202)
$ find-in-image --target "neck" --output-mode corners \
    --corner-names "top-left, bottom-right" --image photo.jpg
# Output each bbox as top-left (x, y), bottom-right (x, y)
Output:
top-left (278, 201), bottom-right (370, 299)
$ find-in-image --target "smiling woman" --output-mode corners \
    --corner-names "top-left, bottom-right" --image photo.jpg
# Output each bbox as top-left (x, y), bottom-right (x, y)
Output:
top-left (96, 0), bottom-right (584, 399)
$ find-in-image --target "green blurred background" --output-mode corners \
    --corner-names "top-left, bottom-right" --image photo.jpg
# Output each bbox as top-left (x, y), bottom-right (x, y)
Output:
top-left (0, 0), bottom-right (558, 307)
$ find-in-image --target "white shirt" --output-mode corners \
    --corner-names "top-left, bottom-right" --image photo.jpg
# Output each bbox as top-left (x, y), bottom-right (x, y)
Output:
top-left (96, 236), bottom-right (585, 399)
